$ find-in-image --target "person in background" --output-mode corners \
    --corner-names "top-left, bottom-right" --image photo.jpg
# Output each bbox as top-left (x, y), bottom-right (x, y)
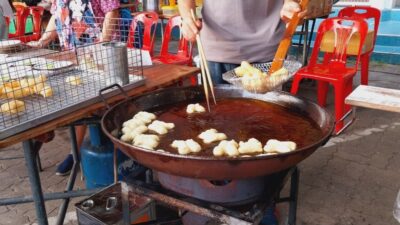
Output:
top-left (178, 0), bottom-right (307, 85)
top-left (28, 0), bottom-right (120, 176)
top-left (119, 0), bottom-right (133, 42)
top-left (0, 0), bottom-right (14, 40)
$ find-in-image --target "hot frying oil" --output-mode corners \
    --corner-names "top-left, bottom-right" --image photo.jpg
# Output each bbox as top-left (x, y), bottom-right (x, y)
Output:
top-left (155, 98), bottom-right (323, 156)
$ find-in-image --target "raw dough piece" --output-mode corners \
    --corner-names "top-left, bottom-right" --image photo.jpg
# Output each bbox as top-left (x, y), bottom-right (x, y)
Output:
top-left (120, 125), bottom-right (148, 142)
top-left (198, 129), bottom-right (227, 144)
top-left (186, 103), bottom-right (206, 114)
top-left (123, 118), bottom-right (146, 129)
top-left (133, 111), bottom-right (156, 124)
top-left (213, 140), bottom-right (239, 157)
top-left (0, 100), bottom-right (25, 114)
top-left (263, 139), bottom-right (296, 154)
top-left (238, 138), bottom-right (263, 154)
top-left (65, 76), bottom-right (82, 85)
top-left (133, 134), bottom-right (159, 150)
top-left (171, 139), bottom-right (202, 155)
top-left (148, 120), bottom-right (175, 135)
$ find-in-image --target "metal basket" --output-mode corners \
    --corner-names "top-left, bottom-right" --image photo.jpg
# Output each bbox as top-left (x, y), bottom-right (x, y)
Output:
top-left (0, 16), bottom-right (146, 139)
top-left (222, 60), bottom-right (302, 94)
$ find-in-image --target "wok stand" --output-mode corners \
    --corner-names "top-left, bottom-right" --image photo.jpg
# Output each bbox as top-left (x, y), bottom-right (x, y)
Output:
top-left (82, 167), bottom-right (300, 225)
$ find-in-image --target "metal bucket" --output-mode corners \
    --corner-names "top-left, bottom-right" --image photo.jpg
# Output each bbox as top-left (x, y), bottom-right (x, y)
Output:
top-left (101, 42), bottom-right (129, 85)
top-left (143, 0), bottom-right (160, 12)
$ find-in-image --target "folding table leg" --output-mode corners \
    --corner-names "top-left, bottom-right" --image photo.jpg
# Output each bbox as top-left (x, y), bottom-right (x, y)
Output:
top-left (22, 140), bottom-right (49, 225)
top-left (55, 126), bottom-right (80, 225)
top-left (288, 167), bottom-right (299, 225)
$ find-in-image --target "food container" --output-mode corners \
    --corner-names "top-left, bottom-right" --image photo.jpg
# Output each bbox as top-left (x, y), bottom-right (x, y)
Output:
top-left (143, 0), bottom-right (160, 13)
top-left (100, 42), bottom-right (129, 86)
top-left (161, 5), bottom-right (178, 16)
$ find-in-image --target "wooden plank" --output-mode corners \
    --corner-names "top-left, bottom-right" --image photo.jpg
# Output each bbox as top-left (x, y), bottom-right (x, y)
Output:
top-left (0, 64), bottom-right (199, 148)
top-left (345, 85), bottom-right (400, 113)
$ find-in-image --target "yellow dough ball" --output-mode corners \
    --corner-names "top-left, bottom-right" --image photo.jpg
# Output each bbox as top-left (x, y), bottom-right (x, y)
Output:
top-left (4, 86), bottom-right (24, 99)
top-left (34, 74), bottom-right (47, 83)
top-left (39, 85), bottom-right (53, 98)
top-left (65, 76), bottom-right (82, 85)
top-left (1, 100), bottom-right (25, 114)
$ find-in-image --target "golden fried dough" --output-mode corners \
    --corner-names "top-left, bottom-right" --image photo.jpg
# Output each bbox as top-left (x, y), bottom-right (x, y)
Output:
top-left (0, 100), bottom-right (25, 114)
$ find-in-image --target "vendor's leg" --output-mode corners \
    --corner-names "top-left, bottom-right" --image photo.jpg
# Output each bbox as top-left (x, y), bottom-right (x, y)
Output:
top-left (207, 61), bottom-right (239, 85)
top-left (56, 125), bottom-right (87, 176)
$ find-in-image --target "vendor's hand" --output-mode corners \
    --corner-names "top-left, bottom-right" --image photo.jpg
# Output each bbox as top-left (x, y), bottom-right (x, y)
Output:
top-left (181, 17), bottom-right (202, 42)
top-left (26, 41), bottom-right (43, 48)
top-left (280, 0), bottom-right (308, 23)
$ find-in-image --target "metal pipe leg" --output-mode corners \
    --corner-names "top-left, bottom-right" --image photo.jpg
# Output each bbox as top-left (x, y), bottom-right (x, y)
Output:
top-left (23, 140), bottom-right (48, 225)
top-left (36, 153), bottom-right (43, 172)
top-left (302, 20), bottom-right (309, 66)
top-left (55, 126), bottom-right (80, 225)
top-left (288, 167), bottom-right (299, 225)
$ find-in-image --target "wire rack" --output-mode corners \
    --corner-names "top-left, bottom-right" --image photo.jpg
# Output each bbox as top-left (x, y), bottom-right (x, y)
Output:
top-left (0, 17), bottom-right (146, 140)
top-left (222, 60), bottom-right (302, 94)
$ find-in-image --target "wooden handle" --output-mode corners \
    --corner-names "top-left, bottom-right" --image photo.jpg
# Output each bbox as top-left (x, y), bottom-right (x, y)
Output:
top-left (269, 0), bottom-right (309, 75)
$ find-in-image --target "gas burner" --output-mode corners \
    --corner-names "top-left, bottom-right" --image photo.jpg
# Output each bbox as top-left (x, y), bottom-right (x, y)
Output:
top-left (76, 168), bottom-right (299, 225)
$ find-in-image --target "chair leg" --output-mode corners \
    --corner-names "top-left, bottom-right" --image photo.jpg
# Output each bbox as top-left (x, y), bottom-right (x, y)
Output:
top-left (344, 79), bottom-right (353, 113)
top-left (361, 54), bottom-right (370, 85)
top-left (290, 75), bottom-right (302, 95)
top-left (317, 81), bottom-right (329, 107)
top-left (334, 82), bottom-right (345, 134)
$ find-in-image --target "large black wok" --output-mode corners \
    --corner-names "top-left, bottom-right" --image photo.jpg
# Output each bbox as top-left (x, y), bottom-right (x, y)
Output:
top-left (101, 85), bottom-right (334, 180)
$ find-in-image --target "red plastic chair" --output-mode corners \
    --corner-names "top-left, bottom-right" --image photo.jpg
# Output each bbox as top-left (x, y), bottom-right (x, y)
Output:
top-left (338, 6), bottom-right (381, 85)
top-left (26, 6), bottom-right (45, 42)
top-left (152, 15), bottom-right (193, 66)
top-left (8, 5), bottom-right (30, 40)
top-left (127, 12), bottom-right (159, 56)
top-left (290, 17), bottom-right (368, 135)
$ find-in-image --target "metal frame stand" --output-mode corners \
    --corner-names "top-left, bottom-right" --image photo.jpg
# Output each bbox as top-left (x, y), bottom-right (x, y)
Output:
top-left (0, 120), bottom-right (101, 225)
top-left (114, 168), bottom-right (301, 225)
top-left (22, 140), bottom-right (49, 225)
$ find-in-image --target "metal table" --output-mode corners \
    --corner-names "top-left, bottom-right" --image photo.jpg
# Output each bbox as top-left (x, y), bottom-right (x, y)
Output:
top-left (0, 63), bottom-right (200, 225)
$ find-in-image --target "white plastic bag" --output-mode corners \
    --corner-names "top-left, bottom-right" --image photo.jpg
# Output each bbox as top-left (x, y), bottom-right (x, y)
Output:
top-left (394, 189), bottom-right (400, 223)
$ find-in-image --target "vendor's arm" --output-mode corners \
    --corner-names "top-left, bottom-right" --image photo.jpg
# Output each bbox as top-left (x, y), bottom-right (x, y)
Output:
top-left (178, 0), bottom-right (201, 42)
top-left (281, 0), bottom-right (307, 23)
top-left (101, 9), bottom-right (119, 42)
top-left (29, 15), bottom-right (57, 47)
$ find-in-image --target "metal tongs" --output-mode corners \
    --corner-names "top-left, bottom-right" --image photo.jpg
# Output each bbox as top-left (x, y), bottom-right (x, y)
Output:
top-left (268, 0), bottom-right (309, 75)
top-left (190, 9), bottom-right (217, 112)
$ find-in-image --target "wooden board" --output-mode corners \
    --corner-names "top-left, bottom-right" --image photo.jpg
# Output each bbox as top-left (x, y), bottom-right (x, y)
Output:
top-left (345, 85), bottom-right (400, 113)
top-left (0, 64), bottom-right (199, 148)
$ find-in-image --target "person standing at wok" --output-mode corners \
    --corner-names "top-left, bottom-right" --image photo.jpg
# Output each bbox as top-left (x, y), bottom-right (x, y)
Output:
top-left (178, 1), bottom-right (307, 224)
top-left (178, 0), bottom-right (307, 84)
top-left (28, 0), bottom-right (120, 176)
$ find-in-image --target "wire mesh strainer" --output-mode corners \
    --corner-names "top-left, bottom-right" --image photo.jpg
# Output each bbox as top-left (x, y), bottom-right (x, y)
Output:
top-left (222, 60), bottom-right (302, 93)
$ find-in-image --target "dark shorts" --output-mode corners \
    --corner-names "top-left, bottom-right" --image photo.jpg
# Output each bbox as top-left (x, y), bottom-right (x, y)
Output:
top-left (206, 61), bottom-right (240, 85)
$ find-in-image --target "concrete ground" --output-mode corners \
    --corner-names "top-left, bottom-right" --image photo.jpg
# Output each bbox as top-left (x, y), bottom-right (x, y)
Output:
top-left (0, 61), bottom-right (400, 225)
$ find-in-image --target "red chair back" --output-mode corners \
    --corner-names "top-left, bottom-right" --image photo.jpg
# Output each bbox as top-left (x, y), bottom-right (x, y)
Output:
top-left (310, 17), bottom-right (368, 71)
top-left (127, 11), bottom-right (159, 55)
top-left (338, 6), bottom-right (381, 51)
top-left (159, 15), bottom-right (192, 64)
top-left (9, 5), bottom-right (30, 39)
top-left (29, 6), bottom-right (45, 41)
